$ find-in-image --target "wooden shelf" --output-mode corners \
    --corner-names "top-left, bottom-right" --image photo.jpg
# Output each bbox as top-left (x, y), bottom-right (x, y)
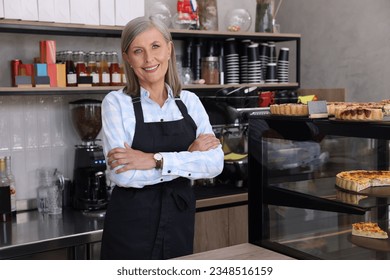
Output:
top-left (0, 19), bottom-right (301, 41)
top-left (0, 83), bottom-right (299, 95)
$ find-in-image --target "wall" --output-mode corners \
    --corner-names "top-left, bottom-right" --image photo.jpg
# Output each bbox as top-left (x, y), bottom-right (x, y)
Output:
top-left (277, 0), bottom-right (390, 102)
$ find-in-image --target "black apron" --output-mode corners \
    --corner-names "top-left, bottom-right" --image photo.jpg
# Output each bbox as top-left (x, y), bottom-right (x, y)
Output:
top-left (100, 97), bottom-right (197, 260)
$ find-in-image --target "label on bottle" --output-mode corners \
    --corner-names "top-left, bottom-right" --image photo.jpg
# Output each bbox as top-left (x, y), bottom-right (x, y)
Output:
top-left (91, 73), bottom-right (99, 84)
top-left (0, 186), bottom-right (11, 214)
top-left (111, 73), bottom-right (121, 83)
top-left (10, 183), bottom-right (16, 212)
top-left (102, 73), bottom-right (110, 84)
top-left (67, 73), bottom-right (77, 84)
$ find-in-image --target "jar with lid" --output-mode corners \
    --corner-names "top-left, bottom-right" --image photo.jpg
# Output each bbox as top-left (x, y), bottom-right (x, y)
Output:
top-left (201, 56), bottom-right (220, 84)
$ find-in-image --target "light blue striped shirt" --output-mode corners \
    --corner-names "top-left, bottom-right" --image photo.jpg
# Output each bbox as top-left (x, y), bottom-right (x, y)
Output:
top-left (102, 85), bottom-right (224, 188)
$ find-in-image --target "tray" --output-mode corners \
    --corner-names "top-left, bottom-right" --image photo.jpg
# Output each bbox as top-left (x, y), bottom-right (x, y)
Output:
top-left (335, 185), bottom-right (390, 198)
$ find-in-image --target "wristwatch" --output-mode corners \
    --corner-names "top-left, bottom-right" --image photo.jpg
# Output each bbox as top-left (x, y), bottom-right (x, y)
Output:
top-left (153, 153), bottom-right (163, 169)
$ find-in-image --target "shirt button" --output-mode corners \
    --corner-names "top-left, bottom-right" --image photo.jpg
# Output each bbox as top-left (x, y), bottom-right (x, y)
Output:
top-left (168, 170), bottom-right (171, 174)
top-left (188, 173), bottom-right (191, 176)
top-left (160, 119), bottom-right (164, 122)
top-left (160, 178), bottom-right (163, 182)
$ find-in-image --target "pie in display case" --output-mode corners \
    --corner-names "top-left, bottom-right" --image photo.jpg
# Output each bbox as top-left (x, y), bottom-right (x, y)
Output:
top-left (247, 114), bottom-right (390, 259)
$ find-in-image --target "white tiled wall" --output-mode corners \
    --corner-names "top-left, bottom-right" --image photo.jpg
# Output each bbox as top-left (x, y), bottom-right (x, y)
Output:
top-left (0, 94), bottom-right (103, 201)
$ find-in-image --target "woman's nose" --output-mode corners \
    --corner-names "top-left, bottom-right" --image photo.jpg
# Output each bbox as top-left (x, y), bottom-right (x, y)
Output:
top-left (144, 50), bottom-right (153, 63)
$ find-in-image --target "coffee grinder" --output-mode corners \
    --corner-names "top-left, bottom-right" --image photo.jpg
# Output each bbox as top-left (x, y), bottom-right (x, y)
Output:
top-left (69, 99), bottom-right (108, 211)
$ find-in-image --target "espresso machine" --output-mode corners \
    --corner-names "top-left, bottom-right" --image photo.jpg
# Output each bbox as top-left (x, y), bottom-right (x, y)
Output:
top-left (69, 99), bottom-right (108, 211)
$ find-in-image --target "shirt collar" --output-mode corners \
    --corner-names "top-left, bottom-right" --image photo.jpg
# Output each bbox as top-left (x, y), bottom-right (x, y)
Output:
top-left (140, 84), bottom-right (174, 101)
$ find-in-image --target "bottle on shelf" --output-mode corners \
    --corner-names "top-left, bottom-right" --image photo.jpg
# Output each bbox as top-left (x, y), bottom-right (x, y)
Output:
top-left (109, 51), bottom-right (122, 86)
top-left (0, 157), bottom-right (12, 222)
top-left (74, 50), bottom-right (87, 78)
top-left (65, 50), bottom-right (77, 87)
top-left (5, 156), bottom-right (16, 217)
top-left (99, 51), bottom-right (110, 86)
top-left (87, 51), bottom-right (100, 86)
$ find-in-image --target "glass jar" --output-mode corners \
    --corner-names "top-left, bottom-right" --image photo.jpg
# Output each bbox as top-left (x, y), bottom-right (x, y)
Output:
top-left (201, 56), bottom-right (219, 84)
top-left (255, 0), bottom-right (274, 33)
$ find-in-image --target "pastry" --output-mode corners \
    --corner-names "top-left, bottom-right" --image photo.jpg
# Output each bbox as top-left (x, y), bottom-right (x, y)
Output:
top-left (352, 222), bottom-right (388, 239)
top-left (336, 170), bottom-right (390, 192)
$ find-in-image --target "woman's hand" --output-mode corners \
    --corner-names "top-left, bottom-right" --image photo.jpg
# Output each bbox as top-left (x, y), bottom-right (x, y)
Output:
top-left (188, 133), bottom-right (220, 152)
top-left (107, 143), bottom-right (154, 174)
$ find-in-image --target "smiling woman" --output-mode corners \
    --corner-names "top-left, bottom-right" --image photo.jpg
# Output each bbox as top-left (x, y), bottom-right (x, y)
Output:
top-left (100, 16), bottom-right (224, 260)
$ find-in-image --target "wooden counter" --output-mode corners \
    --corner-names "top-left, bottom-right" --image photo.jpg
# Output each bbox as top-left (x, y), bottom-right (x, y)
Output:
top-left (175, 243), bottom-right (295, 260)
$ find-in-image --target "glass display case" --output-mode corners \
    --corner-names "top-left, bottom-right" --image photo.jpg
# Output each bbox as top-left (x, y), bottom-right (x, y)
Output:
top-left (247, 114), bottom-right (390, 259)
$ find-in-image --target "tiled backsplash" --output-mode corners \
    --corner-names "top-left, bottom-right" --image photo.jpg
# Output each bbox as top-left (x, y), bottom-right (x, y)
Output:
top-left (0, 94), bottom-right (104, 202)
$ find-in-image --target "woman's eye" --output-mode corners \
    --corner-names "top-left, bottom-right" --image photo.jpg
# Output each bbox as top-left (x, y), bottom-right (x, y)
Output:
top-left (134, 49), bottom-right (142, 54)
top-left (152, 44), bottom-right (160, 49)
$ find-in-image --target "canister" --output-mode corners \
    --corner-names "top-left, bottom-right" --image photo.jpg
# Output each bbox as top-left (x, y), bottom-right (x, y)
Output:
top-left (201, 56), bottom-right (220, 84)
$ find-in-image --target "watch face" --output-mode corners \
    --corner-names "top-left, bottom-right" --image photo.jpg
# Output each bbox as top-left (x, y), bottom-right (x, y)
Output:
top-left (154, 153), bottom-right (163, 160)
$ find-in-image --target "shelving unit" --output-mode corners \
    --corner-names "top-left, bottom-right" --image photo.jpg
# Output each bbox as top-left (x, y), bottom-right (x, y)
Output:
top-left (0, 19), bottom-right (301, 95)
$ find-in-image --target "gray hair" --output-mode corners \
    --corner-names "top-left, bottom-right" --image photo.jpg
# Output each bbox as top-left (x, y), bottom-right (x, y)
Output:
top-left (121, 16), bottom-right (182, 97)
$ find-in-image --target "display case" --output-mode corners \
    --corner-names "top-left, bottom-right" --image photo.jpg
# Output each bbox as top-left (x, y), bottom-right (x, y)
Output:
top-left (247, 114), bottom-right (390, 259)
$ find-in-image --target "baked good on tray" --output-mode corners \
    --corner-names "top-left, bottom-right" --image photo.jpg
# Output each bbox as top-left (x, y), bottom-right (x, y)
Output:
top-left (336, 170), bottom-right (390, 192)
top-left (327, 100), bottom-right (390, 120)
top-left (335, 106), bottom-right (383, 121)
top-left (352, 222), bottom-right (388, 239)
top-left (269, 103), bottom-right (308, 116)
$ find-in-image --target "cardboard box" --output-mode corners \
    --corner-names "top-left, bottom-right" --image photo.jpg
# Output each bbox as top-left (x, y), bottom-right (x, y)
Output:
top-left (34, 63), bottom-right (48, 76)
top-left (47, 64), bottom-right (57, 87)
top-left (69, 0), bottom-right (85, 24)
top-left (20, 0), bottom-right (38, 21)
top-left (99, 0), bottom-right (115, 26)
top-left (34, 76), bottom-right (50, 87)
top-left (37, 0), bottom-right (55, 22)
top-left (0, 0), bottom-right (5, 18)
top-left (84, 0), bottom-right (99, 25)
top-left (54, 0), bottom-right (70, 23)
top-left (15, 76), bottom-right (32, 87)
top-left (115, 0), bottom-right (144, 26)
top-left (40, 40), bottom-right (56, 64)
top-left (56, 64), bottom-right (66, 87)
top-left (4, 0), bottom-right (21, 19)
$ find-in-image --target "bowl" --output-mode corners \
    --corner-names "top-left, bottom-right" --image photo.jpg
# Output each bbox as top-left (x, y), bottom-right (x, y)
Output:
top-left (224, 9), bottom-right (252, 32)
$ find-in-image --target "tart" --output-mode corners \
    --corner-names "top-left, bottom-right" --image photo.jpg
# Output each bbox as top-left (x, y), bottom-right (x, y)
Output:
top-left (336, 170), bottom-right (390, 192)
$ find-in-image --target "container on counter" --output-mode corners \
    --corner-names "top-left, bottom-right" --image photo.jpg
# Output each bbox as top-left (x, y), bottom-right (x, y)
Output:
top-left (201, 56), bottom-right (219, 84)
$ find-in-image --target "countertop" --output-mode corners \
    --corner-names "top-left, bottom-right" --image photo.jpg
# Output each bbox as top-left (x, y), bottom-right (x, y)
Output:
top-left (175, 243), bottom-right (295, 260)
top-left (0, 184), bottom-right (247, 259)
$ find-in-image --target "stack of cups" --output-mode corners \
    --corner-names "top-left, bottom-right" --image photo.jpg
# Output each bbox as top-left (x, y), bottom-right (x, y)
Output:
top-left (277, 47), bottom-right (289, 83)
top-left (267, 42), bottom-right (277, 63)
top-left (224, 38), bottom-right (240, 84)
top-left (265, 63), bottom-right (278, 83)
top-left (247, 43), bottom-right (262, 84)
top-left (239, 39), bottom-right (251, 84)
top-left (258, 43), bottom-right (269, 82)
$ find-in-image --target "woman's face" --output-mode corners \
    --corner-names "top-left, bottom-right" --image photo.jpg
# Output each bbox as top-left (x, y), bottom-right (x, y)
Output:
top-left (124, 27), bottom-right (172, 88)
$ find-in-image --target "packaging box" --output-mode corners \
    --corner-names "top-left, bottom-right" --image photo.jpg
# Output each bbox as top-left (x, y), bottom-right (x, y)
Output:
top-left (56, 64), bottom-right (66, 87)
top-left (34, 63), bottom-right (48, 76)
top-left (99, 0), bottom-right (115, 26)
top-left (0, 0), bottom-right (5, 18)
top-left (38, 0), bottom-right (55, 22)
top-left (47, 64), bottom-right (57, 87)
top-left (15, 76), bottom-right (32, 87)
top-left (4, 0), bottom-right (21, 20)
top-left (20, 0), bottom-right (38, 21)
top-left (40, 40), bottom-right (56, 64)
top-left (69, 0), bottom-right (85, 24)
top-left (54, 0), bottom-right (70, 23)
top-left (84, 0), bottom-right (99, 25)
top-left (34, 76), bottom-right (50, 87)
top-left (115, 0), bottom-right (144, 26)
